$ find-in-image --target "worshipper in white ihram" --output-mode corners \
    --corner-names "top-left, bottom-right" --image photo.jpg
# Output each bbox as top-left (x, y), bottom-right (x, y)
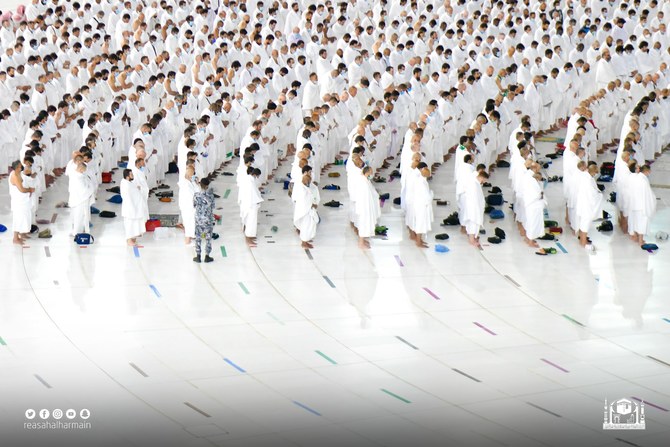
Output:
top-left (120, 168), bottom-right (146, 247)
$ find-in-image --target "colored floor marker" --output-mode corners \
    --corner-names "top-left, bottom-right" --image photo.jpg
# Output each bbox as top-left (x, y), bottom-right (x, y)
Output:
top-left (305, 249), bottom-right (313, 260)
top-left (394, 255), bottom-right (404, 267)
top-left (556, 242), bottom-right (568, 253)
top-left (223, 358), bottom-right (246, 373)
top-left (396, 335), bottom-right (419, 350)
top-left (422, 287), bottom-right (440, 300)
top-left (34, 374), bottom-right (52, 389)
top-left (663, 318), bottom-right (670, 324)
top-left (452, 368), bottom-right (482, 383)
top-left (527, 402), bottom-right (562, 418)
top-left (380, 388), bottom-right (411, 404)
top-left (615, 438), bottom-right (642, 447)
top-left (293, 401), bottom-right (322, 416)
top-left (562, 314), bottom-right (585, 327)
top-left (184, 402), bottom-right (211, 418)
top-left (50, 213), bottom-right (58, 223)
top-left (129, 363), bottom-right (148, 377)
top-left (238, 282), bottom-right (250, 294)
top-left (315, 350), bottom-right (337, 365)
top-left (267, 312), bottom-right (285, 325)
top-left (540, 358), bottom-right (570, 373)
top-left (0, 336), bottom-right (6, 346)
top-left (631, 397), bottom-right (669, 412)
top-left (53, 280), bottom-right (59, 285)
top-left (223, 189), bottom-right (231, 199)
top-left (133, 246), bottom-right (140, 258)
top-left (473, 322), bottom-right (497, 336)
top-left (504, 275), bottom-right (521, 287)
top-left (646, 355), bottom-right (670, 368)
top-left (220, 246), bottom-right (227, 257)
top-left (44, 246), bottom-right (51, 258)
top-left (323, 276), bottom-right (336, 288)
top-left (149, 285), bottom-right (161, 298)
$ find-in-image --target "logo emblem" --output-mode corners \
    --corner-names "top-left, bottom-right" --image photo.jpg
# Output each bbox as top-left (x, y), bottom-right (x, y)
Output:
top-left (79, 409), bottom-right (90, 420)
top-left (39, 409), bottom-right (50, 420)
top-left (25, 409), bottom-right (36, 420)
top-left (604, 398), bottom-right (646, 430)
top-left (52, 409), bottom-right (63, 420)
top-left (65, 409), bottom-right (77, 419)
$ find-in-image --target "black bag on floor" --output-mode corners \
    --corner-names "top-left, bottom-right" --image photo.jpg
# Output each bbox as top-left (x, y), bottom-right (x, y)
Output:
top-left (442, 212), bottom-right (460, 226)
top-left (597, 220), bottom-right (613, 232)
top-left (486, 194), bottom-right (503, 206)
top-left (166, 161), bottom-right (178, 174)
top-left (496, 160), bottom-right (510, 168)
top-left (608, 192), bottom-right (617, 203)
top-left (495, 227), bottom-right (506, 240)
top-left (600, 162), bottom-right (615, 177)
top-left (487, 236), bottom-right (502, 244)
top-left (99, 211), bottom-right (116, 218)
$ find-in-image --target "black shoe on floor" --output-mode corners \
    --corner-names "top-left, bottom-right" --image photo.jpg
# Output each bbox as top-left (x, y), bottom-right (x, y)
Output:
top-left (193, 255), bottom-right (201, 263)
top-left (204, 255), bottom-right (214, 263)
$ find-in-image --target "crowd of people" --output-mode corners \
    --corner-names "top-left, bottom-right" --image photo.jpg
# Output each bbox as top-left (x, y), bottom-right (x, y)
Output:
top-left (2, 0), bottom-right (669, 257)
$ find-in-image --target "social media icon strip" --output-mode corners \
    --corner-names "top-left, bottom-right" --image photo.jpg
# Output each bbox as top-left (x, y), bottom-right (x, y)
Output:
top-left (25, 409), bottom-right (36, 420)
top-left (52, 409), bottom-right (63, 420)
top-left (79, 409), bottom-right (90, 420)
top-left (39, 409), bottom-right (50, 419)
top-left (65, 409), bottom-right (77, 420)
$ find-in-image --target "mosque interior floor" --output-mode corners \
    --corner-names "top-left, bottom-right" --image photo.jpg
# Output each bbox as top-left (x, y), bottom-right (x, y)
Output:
top-left (1, 132), bottom-right (670, 446)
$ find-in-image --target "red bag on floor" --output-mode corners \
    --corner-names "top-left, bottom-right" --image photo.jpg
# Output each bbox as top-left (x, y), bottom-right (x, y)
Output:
top-left (145, 219), bottom-right (161, 232)
top-left (102, 172), bottom-right (113, 183)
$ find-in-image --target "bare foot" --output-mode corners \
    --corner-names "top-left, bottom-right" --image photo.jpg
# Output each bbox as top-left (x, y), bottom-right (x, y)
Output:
top-left (301, 241), bottom-right (314, 249)
top-left (185, 237), bottom-right (192, 244)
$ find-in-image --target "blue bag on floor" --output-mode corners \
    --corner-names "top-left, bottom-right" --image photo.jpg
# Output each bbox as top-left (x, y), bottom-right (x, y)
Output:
top-left (90, 206), bottom-right (100, 214)
top-left (107, 194), bottom-right (122, 204)
top-left (74, 233), bottom-right (94, 245)
top-left (490, 209), bottom-right (504, 219)
top-left (641, 243), bottom-right (659, 251)
top-left (435, 244), bottom-right (449, 253)
top-left (0, 224), bottom-right (7, 232)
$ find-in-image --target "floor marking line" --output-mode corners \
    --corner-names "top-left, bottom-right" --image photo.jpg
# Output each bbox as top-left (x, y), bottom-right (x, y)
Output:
top-left (452, 368), bottom-right (482, 383)
top-left (631, 396), bottom-right (669, 412)
top-left (267, 312), bottom-right (285, 325)
top-left (129, 363), bottom-right (148, 377)
top-left (50, 213), bottom-right (57, 223)
top-left (380, 388), bottom-right (411, 404)
top-left (305, 249), bottom-right (313, 260)
top-left (223, 358), bottom-right (246, 373)
top-left (526, 402), bottom-right (562, 418)
top-left (220, 246), bottom-right (227, 257)
top-left (223, 189), bottom-right (231, 199)
top-left (323, 276), bottom-right (336, 288)
top-left (315, 350), bottom-right (337, 365)
top-left (615, 438), bottom-right (642, 447)
top-left (473, 322), bottom-right (497, 335)
top-left (238, 282), bottom-right (250, 294)
top-left (422, 287), bottom-right (440, 300)
top-left (394, 255), bottom-right (404, 267)
top-left (562, 314), bottom-right (585, 327)
top-left (0, 336), bottom-right (6, 346)
top-left (133, 246), bottom-right (140, 258)
top-left (149, 285), bottom-right (161, 298)
top-left (504, 275), bottom-right (521, 287)
top-left (646, 355), bottom-right (670, 368)
top-left (396, 336), bottom-right (419, 350)
top-left (34, 374), bottom-right (52, 389)
top-left (292, 401), bottom-right (322, 416)
top-left (540, 358), bottom-right (570, 373)
top-left (184, 402), bottom-right (211, 417)
top-left (556, 242), bottom-right (568, 253)
top-left (44, 246), bottom-right (51, 257)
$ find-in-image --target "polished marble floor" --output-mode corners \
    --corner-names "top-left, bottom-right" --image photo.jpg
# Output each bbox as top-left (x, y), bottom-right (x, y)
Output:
top-left (1, 134), bottom-right (670, 447)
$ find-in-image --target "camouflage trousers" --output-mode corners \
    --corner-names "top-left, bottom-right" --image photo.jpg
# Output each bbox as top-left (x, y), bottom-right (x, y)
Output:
top-left (195, 224), bottom-right (213, 256)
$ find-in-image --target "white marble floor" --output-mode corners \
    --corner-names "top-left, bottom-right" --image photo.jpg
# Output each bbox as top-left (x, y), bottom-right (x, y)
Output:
top-left (1, 133), bottom-right (670, 447)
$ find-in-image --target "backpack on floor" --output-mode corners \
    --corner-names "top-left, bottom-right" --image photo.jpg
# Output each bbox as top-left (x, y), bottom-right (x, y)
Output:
top-left (490, 209), bottom-right (504, 219)
top-left (486, 194), bottom-right (503, 206)
top-left (442, 212), bottom-right (460, 226)
top-left (102, 172), bottom-right (113, 183)
top-left (597, 220), bottom-right (613, 232)
top-left (600, 162), bottom-right (615, 177)
top-left (74, 233), bottom-right (94, 245)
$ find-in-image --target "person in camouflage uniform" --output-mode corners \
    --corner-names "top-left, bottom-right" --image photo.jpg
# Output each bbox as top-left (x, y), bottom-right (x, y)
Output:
top-left (193, 178), bottom-right (215, 263)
